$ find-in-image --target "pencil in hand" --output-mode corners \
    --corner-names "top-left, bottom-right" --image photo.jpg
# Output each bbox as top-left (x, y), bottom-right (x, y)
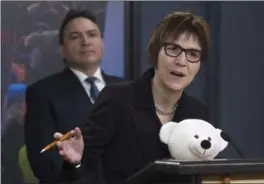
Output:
top-left (40, 130), bottom-right (74, 153)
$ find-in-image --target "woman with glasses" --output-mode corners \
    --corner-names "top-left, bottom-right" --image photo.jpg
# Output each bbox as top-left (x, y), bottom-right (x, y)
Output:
top-left (53, 11), bottom-right (211, 184)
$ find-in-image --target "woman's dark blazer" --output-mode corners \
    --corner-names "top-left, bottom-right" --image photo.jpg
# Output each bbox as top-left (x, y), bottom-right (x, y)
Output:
top-left (62, 68), bottom-right (208, 184)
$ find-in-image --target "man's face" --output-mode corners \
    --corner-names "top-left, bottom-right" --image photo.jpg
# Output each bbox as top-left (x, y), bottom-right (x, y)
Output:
top-left (60, 17), bottom-right (104, 69)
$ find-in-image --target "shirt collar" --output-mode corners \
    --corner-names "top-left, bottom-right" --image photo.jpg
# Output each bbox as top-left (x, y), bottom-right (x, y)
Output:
top-left (70, 67), bottom-right (104, 83)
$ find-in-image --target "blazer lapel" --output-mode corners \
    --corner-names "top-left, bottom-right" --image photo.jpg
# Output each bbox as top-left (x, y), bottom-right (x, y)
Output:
top-left (171, 92), bottom-right (189, 123)
top-left (131, 68), bottom-right (161, 163)
top-left (132, 106), bottom-right (161, 163)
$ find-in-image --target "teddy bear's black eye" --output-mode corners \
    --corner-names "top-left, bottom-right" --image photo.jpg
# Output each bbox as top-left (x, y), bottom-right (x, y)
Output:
top-left (208, 137), bottom-right (211, 141)
top-left (194, 135), bottom-right (199, 139)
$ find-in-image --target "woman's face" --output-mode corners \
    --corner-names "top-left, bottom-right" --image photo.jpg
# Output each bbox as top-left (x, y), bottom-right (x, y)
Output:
top-left (155, 32), bottom-right (202, 92)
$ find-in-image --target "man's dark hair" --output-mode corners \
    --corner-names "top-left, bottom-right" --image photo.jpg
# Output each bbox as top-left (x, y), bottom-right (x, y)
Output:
top-left (59, 9), bottom-right (97, 44)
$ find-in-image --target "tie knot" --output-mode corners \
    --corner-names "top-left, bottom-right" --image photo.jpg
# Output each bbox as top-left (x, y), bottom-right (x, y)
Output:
top-left (85, 76), bottom-right (97, 84)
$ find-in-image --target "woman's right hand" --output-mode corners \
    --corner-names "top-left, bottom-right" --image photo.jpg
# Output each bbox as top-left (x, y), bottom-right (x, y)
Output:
top-left (54, 127), bottom-right (84, 164)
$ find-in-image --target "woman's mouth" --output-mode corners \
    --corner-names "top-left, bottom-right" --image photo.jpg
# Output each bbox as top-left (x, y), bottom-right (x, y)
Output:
top-left (170, 71), bottom-right (185, 77)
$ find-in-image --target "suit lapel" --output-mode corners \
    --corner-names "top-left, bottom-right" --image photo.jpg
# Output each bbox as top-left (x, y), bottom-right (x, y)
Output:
top-left (102, 70), bottom-right (114, 84)
top-left (61, 68), bottom-right (92, 106)
top-left (101, 70), bottom-right (124, 84)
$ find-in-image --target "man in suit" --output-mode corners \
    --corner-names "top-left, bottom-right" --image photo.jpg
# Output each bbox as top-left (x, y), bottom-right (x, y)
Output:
top-left (24, 9), bottom-right (124, 183)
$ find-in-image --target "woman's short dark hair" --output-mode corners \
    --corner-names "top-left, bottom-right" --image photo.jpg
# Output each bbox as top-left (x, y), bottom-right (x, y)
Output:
top-left (148, 12), bottom-right (211, 67)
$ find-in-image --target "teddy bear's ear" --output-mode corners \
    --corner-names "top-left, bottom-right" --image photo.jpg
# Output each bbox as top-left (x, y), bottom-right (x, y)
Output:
top-left (159, 122), bottom-right (178, 144)
top-left (215, 128), bottom-right (228, 151)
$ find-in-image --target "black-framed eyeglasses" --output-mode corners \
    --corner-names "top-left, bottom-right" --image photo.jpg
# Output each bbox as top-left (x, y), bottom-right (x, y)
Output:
top-left (163, 42), bottom-right (202, 63)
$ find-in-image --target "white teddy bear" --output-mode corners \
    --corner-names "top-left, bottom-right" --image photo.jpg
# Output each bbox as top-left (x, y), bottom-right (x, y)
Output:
top-left (159, 119), bottom-right (228, 161)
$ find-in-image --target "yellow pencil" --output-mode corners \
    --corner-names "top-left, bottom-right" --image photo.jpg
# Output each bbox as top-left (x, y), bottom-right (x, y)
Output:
top-left (40, 131), bottom-right (73, 153)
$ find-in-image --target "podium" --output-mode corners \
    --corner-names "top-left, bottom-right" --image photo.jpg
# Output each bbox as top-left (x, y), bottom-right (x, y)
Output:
top-left (125, 158), bottom-right (264, 184)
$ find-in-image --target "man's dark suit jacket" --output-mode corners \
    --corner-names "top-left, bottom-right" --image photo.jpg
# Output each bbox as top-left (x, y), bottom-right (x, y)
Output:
top-left (61, 68), bottom-right (208, 184)
top-left (24, 68), bottom-right (124, 183)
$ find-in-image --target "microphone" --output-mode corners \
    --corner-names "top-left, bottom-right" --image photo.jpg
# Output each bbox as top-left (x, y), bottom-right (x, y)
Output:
top-left (220, 132), bottom-right (244, 158)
